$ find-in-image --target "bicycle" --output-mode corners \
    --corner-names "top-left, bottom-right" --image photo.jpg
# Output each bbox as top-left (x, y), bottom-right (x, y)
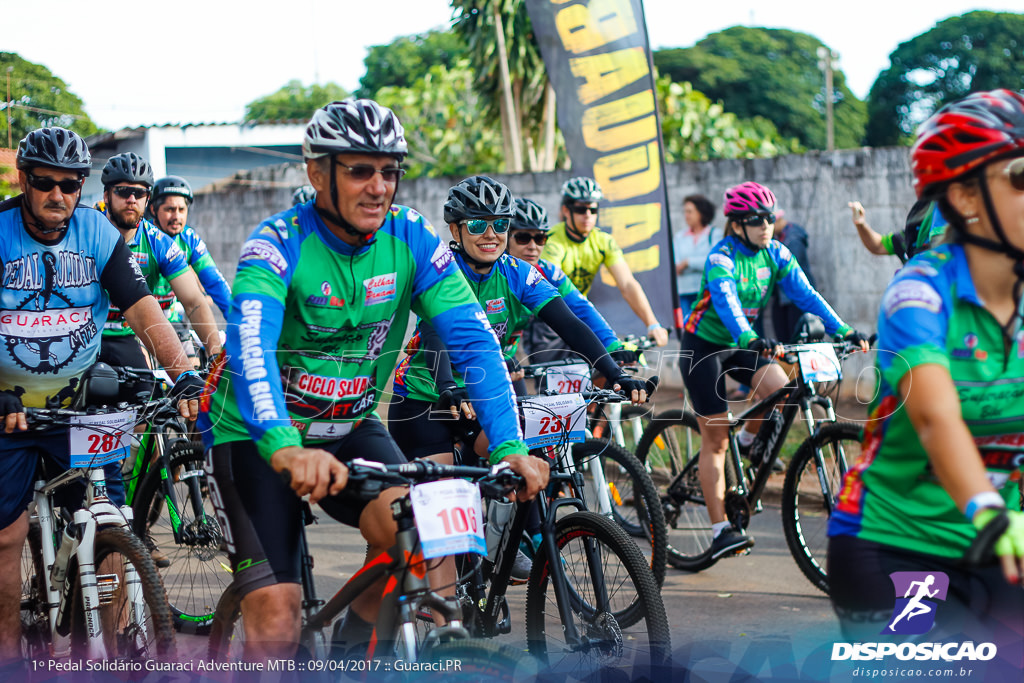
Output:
top-left (516, 370), bottom-right (667, 586)
top-left (207, 459), bottom-right (537, 679)
top-left (636, 338), bottom-right (866, 593)
top-left (19, 368), bottom-right (177, 660)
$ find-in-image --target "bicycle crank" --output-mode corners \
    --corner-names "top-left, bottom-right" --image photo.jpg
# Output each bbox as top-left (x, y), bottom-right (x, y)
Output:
top-left (724, 491), bottom-right (751, 530)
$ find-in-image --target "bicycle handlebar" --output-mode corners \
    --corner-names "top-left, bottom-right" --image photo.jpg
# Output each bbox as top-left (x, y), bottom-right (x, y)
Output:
top-left (23, 397), bottom-right (176, 431)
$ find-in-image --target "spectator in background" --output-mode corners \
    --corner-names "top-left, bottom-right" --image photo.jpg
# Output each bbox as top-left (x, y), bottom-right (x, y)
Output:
top-left (674, 194), bottom-right (717, 320)
top-left (849, 199), bottom-right (948, 264)
top-left (769, 209), bottom-right (817, 342)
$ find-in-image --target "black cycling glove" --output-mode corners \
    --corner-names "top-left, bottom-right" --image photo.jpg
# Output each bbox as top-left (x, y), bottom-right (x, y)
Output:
top-left (438, 387), bottom-right (471, 413)
top-left (746, 337), bottom-right (781, 356)
top-left (612, 375), bottom-right (657, 400)
top-left (0, 390), bottom-right (24, 417)
top-left (169, 371), bottom-right (206, 403)
top-left (843, 329), bottom-right (871, 346)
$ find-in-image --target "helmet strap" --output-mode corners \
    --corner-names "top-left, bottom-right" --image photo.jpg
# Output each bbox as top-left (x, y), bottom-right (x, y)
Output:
top-left (972, 176), bottom-right (1024, 339)
top-left (736, 223), bottom-right (762, 252)
top-left (315, 156), bottom-right (397, 244)
top-left (564, 207), bottom-right (587, 243)
top-left (450, 230), bottom-right (496, 274)
top-left (21, 186), bottom-right (74, 237)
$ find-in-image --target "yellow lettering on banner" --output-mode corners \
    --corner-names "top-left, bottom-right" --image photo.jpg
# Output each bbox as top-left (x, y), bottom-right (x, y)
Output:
top-left (570, 48), bottom-right (648, 106)
top-left (599, 245), bottom-right (661, 285)
top-left (582, 90), bottom-right (656, 152)
top-left (554, 0), bottom-right (638, 54)
top-left (594, 141), bottom-right (660, 201)
top-left (601, 203), bottom-right (661, 249)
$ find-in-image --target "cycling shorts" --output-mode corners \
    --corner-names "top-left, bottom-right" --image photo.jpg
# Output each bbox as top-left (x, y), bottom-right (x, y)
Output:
top-left (828, 534), bottom-right (1024, 655)
top-left (680, 332), bottom-right (774, 416)
top-left (206, 417), bottom-right (407, 599)
top-left (98, 335), bottom-right (156, 402)
top-left (0, 428), bottom-right (126, 529)
top-left (387, 396), bottom-right (481, 461)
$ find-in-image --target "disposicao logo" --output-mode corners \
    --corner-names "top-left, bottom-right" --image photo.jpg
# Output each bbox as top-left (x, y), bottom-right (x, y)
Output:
top-left (885, 571), bottom-right (948, 635)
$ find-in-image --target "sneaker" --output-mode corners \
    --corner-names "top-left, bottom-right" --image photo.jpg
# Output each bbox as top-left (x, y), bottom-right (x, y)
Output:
top-left (710, 527), bottom-right (755, 560)
top-left (510, 549), bottom-right (533, 582)
top-left (144, 533), bottom-right (170, 568)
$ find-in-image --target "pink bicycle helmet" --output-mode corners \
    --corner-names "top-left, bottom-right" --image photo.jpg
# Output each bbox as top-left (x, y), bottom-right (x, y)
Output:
top-left (723, 182), bottom-right (777, 218)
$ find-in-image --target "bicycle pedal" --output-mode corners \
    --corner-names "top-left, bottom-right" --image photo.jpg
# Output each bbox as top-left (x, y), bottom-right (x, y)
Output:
top-left (96, 573), bottom-right (121, 605)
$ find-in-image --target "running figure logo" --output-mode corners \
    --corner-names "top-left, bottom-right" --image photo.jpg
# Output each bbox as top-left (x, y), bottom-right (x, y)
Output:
top-left (884, 571), bottom-right (949, 635)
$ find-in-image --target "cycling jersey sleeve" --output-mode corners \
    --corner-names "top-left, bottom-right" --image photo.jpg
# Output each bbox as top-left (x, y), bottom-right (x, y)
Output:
top-left (603, 232), bottom-right (625, 268)
top-left (417, 320), bottom-right (458, 393)
top-left (539, 259), bottom-right (617, 347)
top-left (183, 228), bottom-right (232, 316)
top-left (506, 256), bottom-right (560, 314)
top-left (705, 252), bottom-right (757, 345)
top-left (877, 270), bottom-right (950, 391)
top-left (773, 243), bottom-right (852, 338)
top-left (101, 238), bottom-right (153, 312)
top-left (537, 297), bottom-right (622, 381)
top-left (225, 228), bottom-right (301, 461)
top-left (151, 228), bottom-right (192, 281)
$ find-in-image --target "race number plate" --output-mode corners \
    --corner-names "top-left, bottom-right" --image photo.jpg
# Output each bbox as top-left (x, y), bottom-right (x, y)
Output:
top-left (521, 393), bottom-right (587, 448)
top-left (410, 479), bottom-right (486, 560)
top-left (796, 343), bottom-right (842, 383)
top-left (544, 363), bottom-right (594, 394)
top-left (69, 410), bottom-right (137, 467)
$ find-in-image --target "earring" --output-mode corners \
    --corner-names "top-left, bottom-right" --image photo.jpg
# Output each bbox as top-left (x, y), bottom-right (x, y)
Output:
top-left (966, 215), bottom-right (980, 224)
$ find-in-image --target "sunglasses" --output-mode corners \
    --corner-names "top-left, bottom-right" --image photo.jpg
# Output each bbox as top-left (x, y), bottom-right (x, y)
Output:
top-left (26, 173), bottom-right (83, 194)
top-left (335, 161), bottom-right (405, 183)
top-left (512, 231), bottom-right (548, 246)
top-left (1001, 157), bottom-right (1024, 191)
top-left (462, 218), bottom-right (511, 235)
top-left (570, 204), bottom-right (599, 215)
top-left (112, 186), bottom-right (151, 200)
top-left (738, 213), bottom-right (776, 228)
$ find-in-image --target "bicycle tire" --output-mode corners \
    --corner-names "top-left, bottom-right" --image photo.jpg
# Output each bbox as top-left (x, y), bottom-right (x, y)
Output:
top-left (133, 439), bottom-right (229, 635)
top-left (21, 520), bottom-right (49, 660)
top-left (571, 438), bottom-right (668, 586)
top-left (524, 511), bottom-right (671, 679)
top-left (590, 403), bottom-right (652, 454)
top-left (781, 422), bottom-right (861, 595)
top-left (636, 409), bottom-right (720, 571)
top-left (69, 526), bottom-right (177, 659)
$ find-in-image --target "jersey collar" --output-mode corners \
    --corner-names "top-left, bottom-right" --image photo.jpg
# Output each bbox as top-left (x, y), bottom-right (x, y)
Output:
top-left (455, 252), bottom-right (499, 283)
top-left (304, 203), bottom-right (376, 256)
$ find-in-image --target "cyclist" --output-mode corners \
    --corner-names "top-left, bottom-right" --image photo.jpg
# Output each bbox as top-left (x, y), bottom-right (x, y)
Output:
top-left (197, 100), bottom-right (547, 662)
top-left (97, 153), bottom-right (221, 388)
top-left (828, 89), bottom-right (1024, 648)
top-left (537, 177), bottom-right (669, 352)
top-left (0, 127), bottom-right (204, 663)
top-left (681, 181), bottom-right (868, 559)
top-left (147, 175), bottom-right (233, 319)
top-left (848, 197), bottom-right (948, 263)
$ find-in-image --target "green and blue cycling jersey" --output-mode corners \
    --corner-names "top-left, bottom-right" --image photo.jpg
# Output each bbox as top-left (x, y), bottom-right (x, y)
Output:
top-left (533, 257), bottom-right (617, 349)
top-left (103, 217), bottom-right (190, 336)
top-left (151, 225), bottom-right (232, 319)
top-left (198, 203), bottom-right (525, 465)
top-left (829, 245), bottom-right (1024, 558)
top-left (880, 201), bottom-right (948, 264)
top-left (684, 235), bottom-right (851, 347)
top-left (393, 252), bottom-right (560, 403)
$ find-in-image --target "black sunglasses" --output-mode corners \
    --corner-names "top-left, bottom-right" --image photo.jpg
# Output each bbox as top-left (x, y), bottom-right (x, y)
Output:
top-left (335, 161), bottom-right (406, 183)
top-left (112, 186), bottom-right (151, 200)
top-left (739, 213), bottom-right (776, 227)
top-left (26, 173), bottom-right (83, 194)
top-left (570, 204), bottom-right (599, 215)
top-left (512, 231), bottom-right (548, 246)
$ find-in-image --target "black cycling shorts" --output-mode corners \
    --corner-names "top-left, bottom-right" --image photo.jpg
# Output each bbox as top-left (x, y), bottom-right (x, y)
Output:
top-left (206, 417), bottom-right (407, 599)
top-left (828, 534), bottom-right (1024, 653)
top-left (680, 331), bottom-right (774, 416)
top-left (387, 396), bottom-right (481, 461)
top-left (97, 334), bottom-right (156, 401)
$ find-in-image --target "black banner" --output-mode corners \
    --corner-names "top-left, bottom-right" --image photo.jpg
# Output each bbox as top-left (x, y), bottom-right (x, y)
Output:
top-left (524, 0), bottom-right (678, 336)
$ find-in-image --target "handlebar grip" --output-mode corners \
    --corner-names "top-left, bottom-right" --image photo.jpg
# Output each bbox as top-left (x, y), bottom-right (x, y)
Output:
top-left (964, 509), bottom-right (1009, 566)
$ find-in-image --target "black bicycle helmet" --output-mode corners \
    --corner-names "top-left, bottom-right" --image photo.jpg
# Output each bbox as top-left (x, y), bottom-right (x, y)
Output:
top-left (303, 99), bottom-right (407, 160)
top-left (292, 185), bottom-right (316, 206)
top-left (152, 176), bottom-right (193, 206)
top-left (16, 127), bottom-right (92, 175)
top-left (101, 152), bottom-right (154, 188)
top-left (443, 176), bottom-right (515, 224)
top-left (561, 177), bottom-right (602, 204)
top-left (512, 197), bottom-right (549, 231)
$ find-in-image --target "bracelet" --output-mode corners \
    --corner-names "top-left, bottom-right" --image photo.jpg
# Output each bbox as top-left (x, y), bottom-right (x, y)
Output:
top-left (647, 323), bottom-right (663, 334)
top-left (964, 491), bottom-right (1005, 522)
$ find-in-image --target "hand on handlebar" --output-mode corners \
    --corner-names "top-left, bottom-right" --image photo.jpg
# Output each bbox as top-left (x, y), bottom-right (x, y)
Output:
top-left (499, 453), bottom-right (550, 502)
top-left (612, 375), bottom-right (658, 405)
top-left (746, 337), bottom-right (783, 359)
top-left (169, 370), bottom-right (206, 421)
top-left (0, 390), bottom-right (27, 433)
top-left (438, 387), bottom-right (475, 420)
top-left (271, 446), bottom-right (348, 504)
top-left (843, 329), bottom-right (872, 353)
top-left (973, 508), bottom-right (1024, 585)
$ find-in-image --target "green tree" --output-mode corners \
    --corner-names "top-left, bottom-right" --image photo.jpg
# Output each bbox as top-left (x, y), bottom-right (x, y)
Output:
top-left (865, 11), bottom-right (1024, 147)
top-left (657, 77), bottom-right (803, 161)
top-left (0, 52), bottom-right (100, 146)
top-left (356, 29), bottom-right (467, 98)
top-left (244, 80), bottom-right (349, 122)
top-left (654, 27), bottom-right (866, 150)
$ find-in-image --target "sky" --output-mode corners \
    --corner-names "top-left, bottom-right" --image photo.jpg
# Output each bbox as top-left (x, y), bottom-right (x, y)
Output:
top-left (3, 0), bottom-right (1021, 131)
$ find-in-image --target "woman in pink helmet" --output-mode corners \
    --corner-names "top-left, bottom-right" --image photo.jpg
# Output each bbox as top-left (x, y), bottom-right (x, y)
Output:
top-left (680, 181), bottom-right (868, 560)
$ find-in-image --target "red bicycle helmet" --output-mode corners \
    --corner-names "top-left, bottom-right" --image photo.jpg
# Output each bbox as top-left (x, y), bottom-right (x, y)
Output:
top-left (723, 182), bottom-right (777, 218)
top-left (911, 89), bottom-right (1024, 198)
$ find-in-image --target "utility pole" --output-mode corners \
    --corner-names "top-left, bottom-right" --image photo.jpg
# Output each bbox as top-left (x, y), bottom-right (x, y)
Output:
top-left (6, 67), bottom-right (13, 149)
top-left (817, 47), bottom-right (839, 152)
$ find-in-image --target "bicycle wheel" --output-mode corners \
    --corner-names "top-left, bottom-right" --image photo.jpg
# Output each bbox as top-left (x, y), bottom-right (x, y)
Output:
top-left (417, 638), bottom-right (538, 682)
top-left (590, 404), bottom-right (652, 454)
top-left (636, 409), bottom-right (717, 571)
top-left (781, 422), bottom-right (861, 595)
top-left (571, 439), bottom-right (667, 586)
top-left (133, 439), bottom-right (229, 634)
top-left (524, 511), bottom-right (671, 679)
top-left (69, 526), bottom-right (176, 659)
top-left (21, 520), bottom-right (49, 660)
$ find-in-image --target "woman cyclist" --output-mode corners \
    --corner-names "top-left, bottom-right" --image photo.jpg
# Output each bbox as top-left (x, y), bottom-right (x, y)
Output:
top-left (828, 90), bottom-right (1024, 652)
top-left (681, 181), bottom-right (868, 559)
